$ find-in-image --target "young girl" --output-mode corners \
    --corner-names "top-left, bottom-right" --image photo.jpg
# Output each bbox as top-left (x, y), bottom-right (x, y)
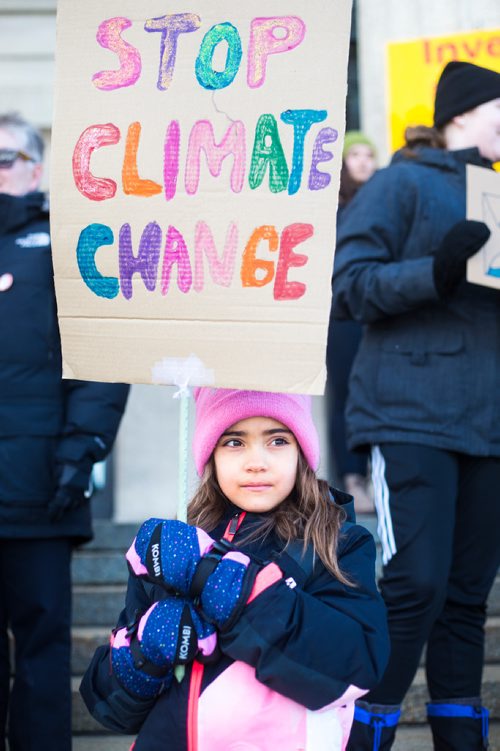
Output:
top-left (81, 388), bottom-right (389, 751)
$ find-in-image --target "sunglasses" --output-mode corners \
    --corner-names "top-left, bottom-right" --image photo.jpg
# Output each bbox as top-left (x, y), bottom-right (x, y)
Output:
top-left (0, 148), bottom-right (36, 169)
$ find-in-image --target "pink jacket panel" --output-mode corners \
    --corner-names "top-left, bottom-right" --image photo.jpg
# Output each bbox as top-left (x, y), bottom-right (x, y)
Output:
top-left (198, 660), bottom-right (357, 751)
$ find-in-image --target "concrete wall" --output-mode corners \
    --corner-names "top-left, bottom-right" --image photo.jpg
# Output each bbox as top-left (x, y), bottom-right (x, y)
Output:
top-left (357, 0), bottom-right (500, 165)
top-left (0, 0), bottom-right (56, 190)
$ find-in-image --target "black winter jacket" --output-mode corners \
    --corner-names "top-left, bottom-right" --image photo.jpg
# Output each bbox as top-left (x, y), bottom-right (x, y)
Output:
top-left (332, 147), bottom-right (500, 456)
top-left (0, 191), bottom-right (129, 542)
top-left (80, 493), bottom-right (389, 751)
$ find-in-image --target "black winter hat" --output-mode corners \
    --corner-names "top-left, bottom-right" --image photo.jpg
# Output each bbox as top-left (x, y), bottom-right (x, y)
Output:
top-left (433, 61), bottom-right (500, 128)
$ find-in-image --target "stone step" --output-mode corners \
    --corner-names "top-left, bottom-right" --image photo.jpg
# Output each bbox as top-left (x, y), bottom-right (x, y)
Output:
top-left (75, 517), bottom-right (500, 614)
top-left (69, 616), bottom-right (500, 678)
top-left (393, 722), bottom-right (500, 751)
top-left (72, 626), bottom-right (111, 675)
top-left (73, 677), bottom-right (111, 734)
top-left (489, 578), bottom-right (500, 617)
top-left (73, 736), bottom-right (132, 751)
top-left (72, 551), bottom-right (129, 586)
top-left (401, 664), bottom-right (500, 724)
top-left (73, 585), bottom-right (126, 626)
top-left (72, 724), bottom-right (500, 751)
top-left (487, 616), bottom-right (500, 662)
top-left (83, 521), bottom-right (139, 551)
top-left (72, 665), bottom-right (500, 734)
top-left (69, 616), bottom-right (500, 676)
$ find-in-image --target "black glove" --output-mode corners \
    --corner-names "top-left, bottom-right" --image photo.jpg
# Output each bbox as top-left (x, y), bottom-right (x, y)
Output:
top-left (433, 220), bottom-right (491, 299)
top-left (48, 463), bottom-right (93, 522)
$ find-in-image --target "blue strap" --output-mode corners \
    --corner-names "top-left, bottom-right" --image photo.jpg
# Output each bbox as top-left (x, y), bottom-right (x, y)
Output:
top-left (427, 704), bottom-right (489, 744)
top-left (353, 706), bottom-right (401, 751)
top-left (354, 706), bottom-right (401, 727)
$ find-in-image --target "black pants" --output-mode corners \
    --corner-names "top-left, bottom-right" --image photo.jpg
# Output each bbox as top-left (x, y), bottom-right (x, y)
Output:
top-left (0, 538), bottom-right (72, 751)
top-left (367, 444), bottom-right (500, 705)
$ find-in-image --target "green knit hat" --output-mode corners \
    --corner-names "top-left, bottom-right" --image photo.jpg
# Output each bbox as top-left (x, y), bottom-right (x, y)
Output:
top-left (342, 130), bottom-right (377, 158)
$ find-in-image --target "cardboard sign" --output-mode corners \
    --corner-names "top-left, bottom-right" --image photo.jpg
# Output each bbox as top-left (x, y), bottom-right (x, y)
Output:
top-left (387, 28), bottom-right (500, 153)
top-left (467, 165), bottom-right (500, 290)
top-left (50, 1), bottom-right (352, 393)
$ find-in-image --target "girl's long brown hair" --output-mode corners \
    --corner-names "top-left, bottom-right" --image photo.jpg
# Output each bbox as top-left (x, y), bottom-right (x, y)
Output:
top-left (188, 451), bottom-right (352, 585)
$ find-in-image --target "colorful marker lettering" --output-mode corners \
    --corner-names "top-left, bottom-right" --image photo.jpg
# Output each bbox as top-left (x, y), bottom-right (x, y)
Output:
top-left (248, 16), bottom-right (306, 88)
top-left (72, 124), bottom-right (120, 201)
top-left (281, 109), bottom-right (327, 195)
top-left (241, 225), bottom-right (279, 287)
top-left (122, 122), bottom-right (162, 197)
top-left (249, 114), bottom-right (289, 193)
top-left (274, 223), bottom-right (312, 300)
top-left (92, 17), bottom-right (142, 91)
top-left (76, 223), bottom-right (119, 298)
top-left (194, 221), bottom-right (238, 291)
top-left (145, 13), bottom-right (201, 91)
top-left (195, 22), bottom-right (242, 90)
top-left (164, 120), bottom-right (180, 201)
top-left (185, 120), bottom-right (246, 194)
top-left (308, 127), bottom-right (338, 190)
top-left (161, 225), bottom-right (192, 294)
top-left (119, 222), bottom-right (162, 299)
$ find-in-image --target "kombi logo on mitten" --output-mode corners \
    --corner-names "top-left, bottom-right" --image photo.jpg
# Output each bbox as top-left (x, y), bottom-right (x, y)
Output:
top-left (175, 607), bottom-right (198, 664)
top-left (179, 625), bottom-right (193, 661)
top-left (150, 542), bottom-right (161, 577)
top-left (146, 525), bottom-right (163, 579)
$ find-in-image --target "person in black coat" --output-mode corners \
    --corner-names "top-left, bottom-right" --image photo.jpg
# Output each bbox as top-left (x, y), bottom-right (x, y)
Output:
top-left (0, 112), bottom-right (129, 751)
top-left (333, 63), bottom-right (500, 751)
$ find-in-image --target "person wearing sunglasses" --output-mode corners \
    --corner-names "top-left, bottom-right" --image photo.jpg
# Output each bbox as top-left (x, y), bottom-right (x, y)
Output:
top-left (0, 127), bottom-right (43, 197)
top-left (0, 112), bottom-right (129, 751)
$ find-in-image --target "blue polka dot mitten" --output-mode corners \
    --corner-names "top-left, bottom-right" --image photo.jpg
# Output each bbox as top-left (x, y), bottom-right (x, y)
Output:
top-left (126, 518), bottom-right (284, 632)
top-left (111, 596), bottom-right (217, 698)
top-left (126, 518), bottom-right (215, 596)
top-left (194, 549), bottom-right (284, 631)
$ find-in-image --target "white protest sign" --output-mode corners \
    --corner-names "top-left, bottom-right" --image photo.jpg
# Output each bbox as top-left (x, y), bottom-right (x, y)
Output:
top-left (50, 1), bottom-right (352, 393)
top-left (467, 165), bottom-right (500, 291)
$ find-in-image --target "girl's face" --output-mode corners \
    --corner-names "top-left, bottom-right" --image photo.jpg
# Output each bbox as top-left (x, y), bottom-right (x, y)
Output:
top-left (344, 143), bottom-right (377, 183)
top-left (213, 416), bottom-right (299, 514)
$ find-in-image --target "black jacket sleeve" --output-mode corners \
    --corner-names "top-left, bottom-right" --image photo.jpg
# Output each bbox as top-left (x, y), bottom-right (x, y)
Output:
top-left (219, 524), bottom-right (389, 710)
top-left (55, 380), bottom-right (129, 471)
top-left (80, 645), bottom-right (155, 734)
top-left (332, 167), bottom-right (438, 323)
top-left (80, 574), bottom-right (157, 733)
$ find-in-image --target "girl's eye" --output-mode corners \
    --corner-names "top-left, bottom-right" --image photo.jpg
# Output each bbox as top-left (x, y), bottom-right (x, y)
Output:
top-left (271, 436), bottom-right (289, 446)
top-left (223, 438), bottom-right (243, 448)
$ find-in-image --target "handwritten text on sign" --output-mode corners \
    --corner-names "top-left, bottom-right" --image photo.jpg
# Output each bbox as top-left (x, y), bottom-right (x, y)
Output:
top-left (51, 1), bottom-right (351, 391)
top-left (72, 14), bottom-right (338, 303)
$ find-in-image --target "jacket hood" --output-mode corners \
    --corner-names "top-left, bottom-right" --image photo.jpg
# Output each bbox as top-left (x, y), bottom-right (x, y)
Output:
top-left (390, 146), bottom-right (493, 172)
top-left (0, 191), bottom-right (48, 235)
top-left (331, 487), bottom-right (356, 523)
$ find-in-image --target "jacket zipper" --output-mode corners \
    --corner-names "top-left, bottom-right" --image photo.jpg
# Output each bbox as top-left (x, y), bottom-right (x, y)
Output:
top-left (186, 509), bottom-right (247, 751)
top-left (224, 510), bottom-right (246, 542)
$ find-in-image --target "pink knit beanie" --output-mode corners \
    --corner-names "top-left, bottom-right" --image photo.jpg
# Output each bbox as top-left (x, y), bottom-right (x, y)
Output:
top-left (192, 388), bottom-right (320, 476)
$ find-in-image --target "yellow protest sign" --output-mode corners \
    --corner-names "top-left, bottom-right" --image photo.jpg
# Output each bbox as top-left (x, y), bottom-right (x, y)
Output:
top-left (50, 1), bottom-right (352, 394)
top-left (387, 28), bottom-right (500, 153)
